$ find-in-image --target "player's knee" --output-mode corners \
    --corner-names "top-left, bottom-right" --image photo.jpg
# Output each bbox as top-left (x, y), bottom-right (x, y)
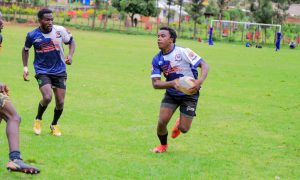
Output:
top-left (179, 125), bottom-right (190, 133)
top-left (157, 119), bottom-right (167, 128)
top-left (56, 100), bottom-right (64, 109)
top-left (11, 114), bottom-right (21, 124)
top-left (43, 94), bottom-right (52, 104)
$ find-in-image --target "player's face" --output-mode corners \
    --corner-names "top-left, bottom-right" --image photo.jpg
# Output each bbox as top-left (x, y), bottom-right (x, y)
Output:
top-left (39, 13), bottom-right (53, 33)
top-left (157, 30), bottom-right (173, 50)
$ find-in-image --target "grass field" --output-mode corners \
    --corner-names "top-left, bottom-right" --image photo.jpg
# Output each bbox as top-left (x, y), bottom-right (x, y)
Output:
top-left (0, 24), bottom-right (299, 179)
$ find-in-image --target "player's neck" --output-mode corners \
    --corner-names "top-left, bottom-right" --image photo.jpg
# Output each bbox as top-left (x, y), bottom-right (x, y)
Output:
top-left (39, 26), bottom-right (52, 34)
top-left (162, 44), bottom-right (174, 54)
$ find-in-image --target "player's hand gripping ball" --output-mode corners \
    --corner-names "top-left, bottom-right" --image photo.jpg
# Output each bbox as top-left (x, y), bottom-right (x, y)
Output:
top-left (178, 76), bottom-right (196, 95)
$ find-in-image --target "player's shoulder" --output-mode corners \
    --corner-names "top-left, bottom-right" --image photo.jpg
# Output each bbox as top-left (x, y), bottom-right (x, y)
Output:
top-left (175, 45), bottom-right (193, 53)
top-left (27, 28), bottom-right (41, 37)
top-left (53, 25), bottom-right (66, 31)
top-left (152, 51), bottom-right (163, 61)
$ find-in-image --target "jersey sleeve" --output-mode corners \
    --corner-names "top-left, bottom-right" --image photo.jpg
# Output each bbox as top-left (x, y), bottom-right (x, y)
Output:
top-left (182, 48), bottom-right (203, 68)
top-left (24, 33), bottom-right (32, 50)
top-left (61, 27), bottom-right (73, 45)
top-left (151, 57), bottom-right (161, 78)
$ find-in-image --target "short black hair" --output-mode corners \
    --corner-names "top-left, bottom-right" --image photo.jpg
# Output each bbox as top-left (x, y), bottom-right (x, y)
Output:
top-left (37, 9), bottom-right (52, 20)
top-left (160, 26), bottom-right (177, 43)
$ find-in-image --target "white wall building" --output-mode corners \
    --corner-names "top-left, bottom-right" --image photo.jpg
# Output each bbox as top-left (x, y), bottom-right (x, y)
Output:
top-left (157, 0), bottom-right (189, 23)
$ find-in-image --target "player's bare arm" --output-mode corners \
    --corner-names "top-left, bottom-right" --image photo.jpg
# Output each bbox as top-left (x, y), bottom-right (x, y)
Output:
top-left (152, 77), bottom-right (179, 90)
top-left (188, 60), bottom-right (209, 94)
top-left (21, 48), bottom-right (30, 81)
top-left (65, 40), bottom-right (76, 65)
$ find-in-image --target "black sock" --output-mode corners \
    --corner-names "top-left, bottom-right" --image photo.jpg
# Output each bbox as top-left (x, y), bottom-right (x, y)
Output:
top-left (158, 133), bottom-right (168, 145)
top-left (36, 103), bottom-right (47, 120)
top-left (9, 151), bottom-right (21, 160)
top-left (52, 108), bottom-right (63, 125)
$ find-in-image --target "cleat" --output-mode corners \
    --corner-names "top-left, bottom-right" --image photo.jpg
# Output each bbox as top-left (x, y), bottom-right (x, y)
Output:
top-left (6, 159), bottom-right (40, 174)
top-left (33, 119), bottom-right (42, 135)
top-left (171, 118), bottom-right (181, 139)
top-left (50, 125), bottom-right (61, 136)
top-left (152, 144), bottom-right (168, 153)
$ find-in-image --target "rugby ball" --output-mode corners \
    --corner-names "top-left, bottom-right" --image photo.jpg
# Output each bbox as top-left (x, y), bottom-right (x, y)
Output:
top-left (178, 76), bottom-right (196, 95)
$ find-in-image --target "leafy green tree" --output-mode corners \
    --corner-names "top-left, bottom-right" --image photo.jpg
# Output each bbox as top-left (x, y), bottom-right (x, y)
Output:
top-left (177, 0), bottom-right (183, 36)
top-left (112, 0), bottom-right (157, 27)
top-left (186, 0), bottom-right (206, 39)
top-left (205, 0), bottom-right (218, 16)
top-left (217, 0), bottom-right (230, 20)
top-left (167, 0), bottom-right (174, 25)
top-left (252, 0), bottom-right (274, 43)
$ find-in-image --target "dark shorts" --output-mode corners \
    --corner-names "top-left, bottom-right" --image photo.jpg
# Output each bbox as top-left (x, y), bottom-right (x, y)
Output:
top-left (161, 92), bottom-right (199, 118)
top-left (35, 72), bottom-right (67, 89)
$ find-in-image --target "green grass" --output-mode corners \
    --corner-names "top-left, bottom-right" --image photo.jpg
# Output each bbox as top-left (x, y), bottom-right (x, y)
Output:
top-left (0, 24), bottom-right (299, 179)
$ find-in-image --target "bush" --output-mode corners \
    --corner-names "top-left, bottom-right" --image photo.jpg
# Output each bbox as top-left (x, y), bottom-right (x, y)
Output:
top-left (16, 18), bottom-right (28, 23)
top-left (228, 36), bottom-right (235, 42)
top-left (3, 15), bottom-right (14, 22)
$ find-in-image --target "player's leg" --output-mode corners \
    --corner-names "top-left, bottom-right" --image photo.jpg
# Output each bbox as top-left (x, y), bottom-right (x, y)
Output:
top-left (50, 74), bottom-right (67, 136)
top-left (33, 74), bottom-right (53, 135)
top-left (0, 96), bottom-right (40, 174)
top-left (178, 114), bottom-right (193, 133)
top-left (0, 94), bottom-right (20, 158)
top-left (172, 95), bottom-right (198, 138)
top-left (152, 93), bottom-right (178, 153)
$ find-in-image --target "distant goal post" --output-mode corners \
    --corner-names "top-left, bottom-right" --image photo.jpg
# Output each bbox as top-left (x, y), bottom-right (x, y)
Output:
top-left (208, 20), bottom-right (282, 51)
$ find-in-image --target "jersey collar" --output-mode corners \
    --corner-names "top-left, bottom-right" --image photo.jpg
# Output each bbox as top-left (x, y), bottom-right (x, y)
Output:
top-left (161, 44), bottom-right (176, 56)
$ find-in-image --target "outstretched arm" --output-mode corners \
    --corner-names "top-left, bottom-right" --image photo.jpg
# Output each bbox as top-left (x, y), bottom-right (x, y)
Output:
top-left (22, 48), bottom-right (30, 81)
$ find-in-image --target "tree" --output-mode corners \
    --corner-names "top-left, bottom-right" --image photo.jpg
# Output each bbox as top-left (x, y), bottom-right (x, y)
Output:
top-left (205, 0), bottom-right (218, 15)
top-left (272, 0), bottom-right (290, 24)
top-left (167, 0), bottom-right (174, 25)
top-left (177, 0), bottom-right (183, 36)
top-left (186, 0), bottom-right (206, 39)
top-left (217, 0), bottom-right (230, 21)
top-left (252, 0), bottom-right (274, 43)
top-left (216, 0), bottom-right (230, 38)
top-left (112, 0), bottom-right (157, 27)
top-left (92, 0), bottom-right (101, 29)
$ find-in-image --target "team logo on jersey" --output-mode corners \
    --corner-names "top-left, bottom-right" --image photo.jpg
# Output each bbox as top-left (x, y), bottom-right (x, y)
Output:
top-left (175, 53), bottom-right (182, 61)
top-left (188, 51), bottom-right (197, 60)
top-left (56, 31), bottom-right (62, 38)
top-left (158, 61), bottom-right (163, 65)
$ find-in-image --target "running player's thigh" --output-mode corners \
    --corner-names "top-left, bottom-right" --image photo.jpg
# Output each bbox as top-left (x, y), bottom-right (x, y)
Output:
top-left (0, 100), bottom-right (19, 122)
top-left (159, 106), bottom-right (175, 124)
top-left (39, 84), bottom-right (53, 98)
top-left (160, 93), bottom-right (178, 123)
top-left (179, 113), bottom-right (193, 129)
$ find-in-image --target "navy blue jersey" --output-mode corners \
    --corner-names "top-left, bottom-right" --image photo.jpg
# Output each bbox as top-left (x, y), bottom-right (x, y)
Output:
top-left (24, 25), bottom-right (73, 75)
top-left (151, 45), bottom-right (203, 96)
